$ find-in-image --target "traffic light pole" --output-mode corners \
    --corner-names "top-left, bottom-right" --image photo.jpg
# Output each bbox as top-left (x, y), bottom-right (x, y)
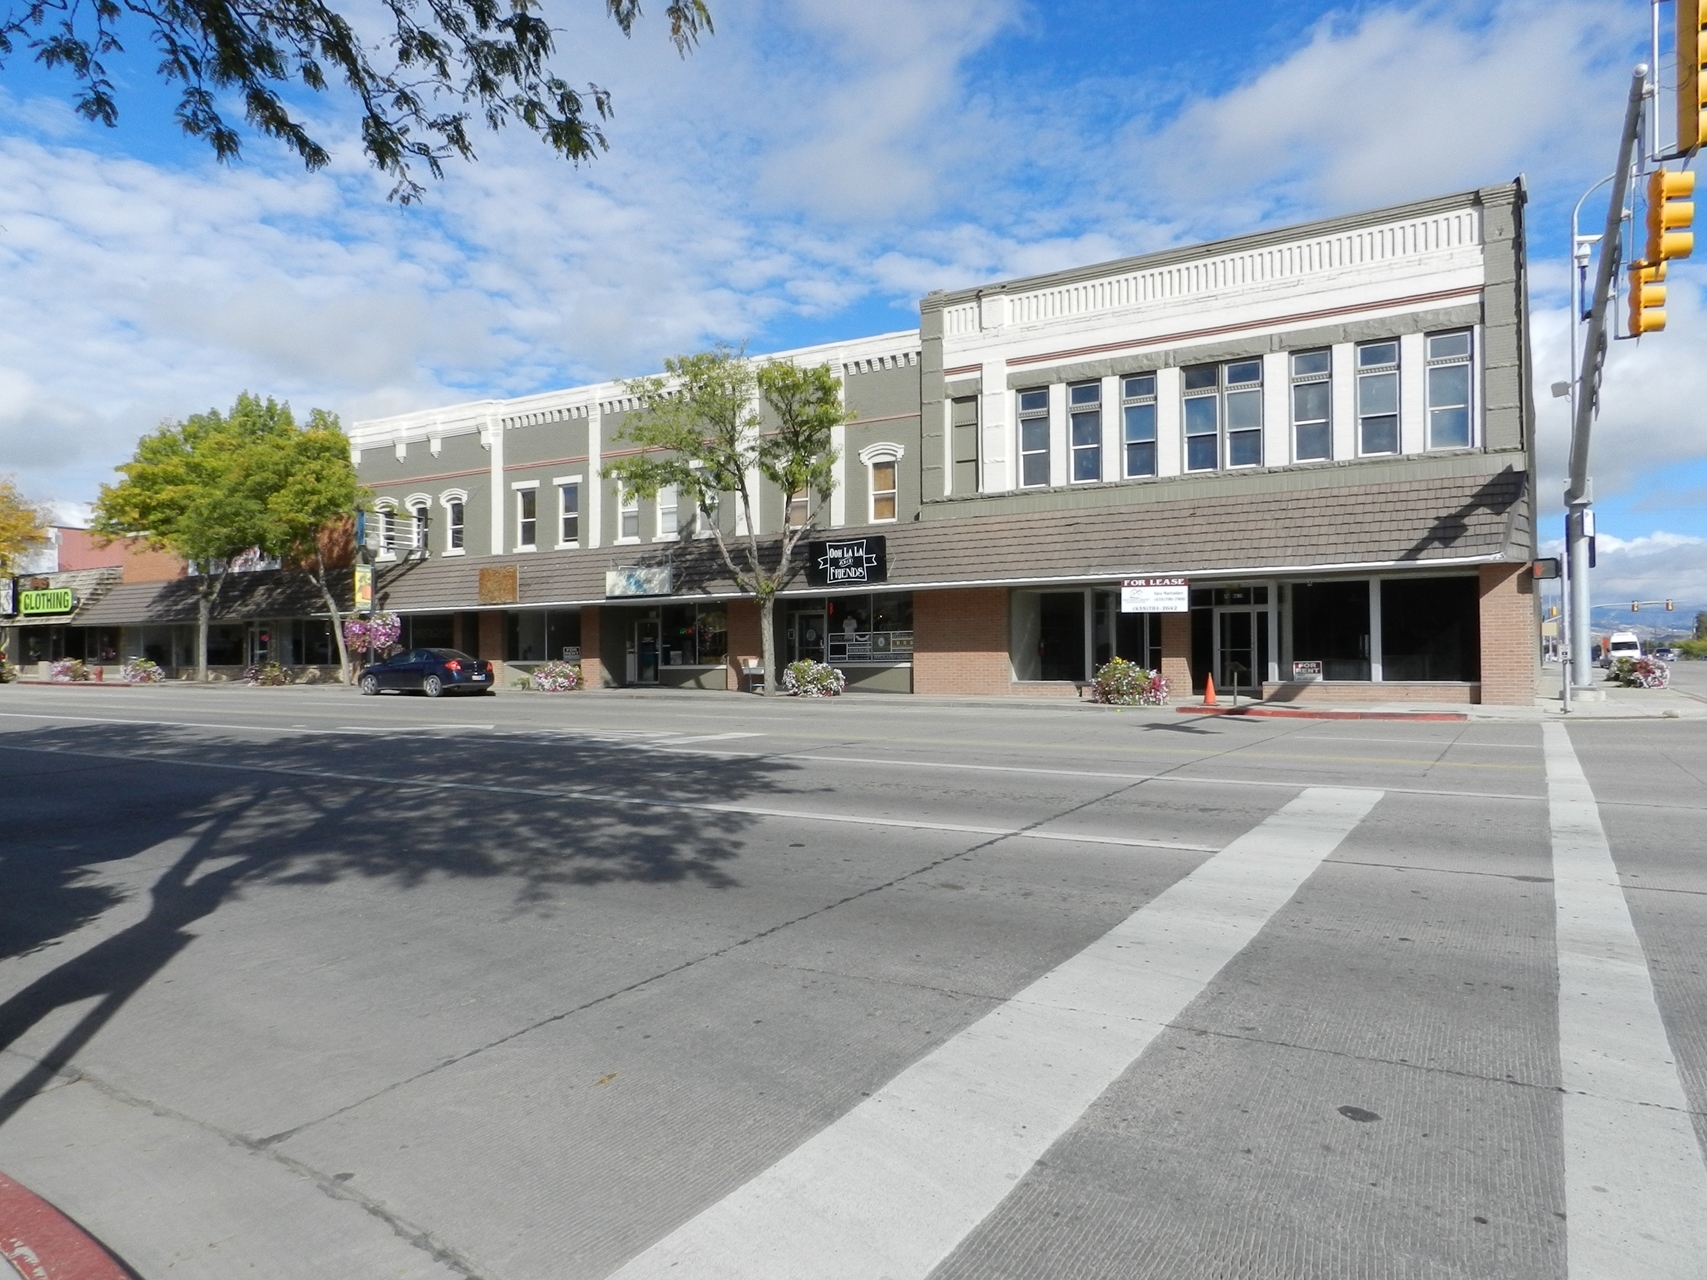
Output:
top-left (1566, 66), bottom-right (1650, 693)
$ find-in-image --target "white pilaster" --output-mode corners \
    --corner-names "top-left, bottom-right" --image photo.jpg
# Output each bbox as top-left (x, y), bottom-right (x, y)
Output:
top-left (1399, 331), bottom-right (1426, 455)
top-left (980, 362), bottom-right (1009, 492)
top-left (483, 406), bottom-right (505, 555)
top-left (1100, 375), bottom-right (1121, 482)
top-left (1331, 344), bottom-right (1356, 460)
top-left (1262, 352), bottom-right (1289, 467)
top-left (831, 358), bottom-right (847, 526)
top-left (1048, 382), bottom-right (1068, 489)
top-left (587, 405), bottom-right (602, 549)
top-left (1155, 367), bottom-right (1182, 477)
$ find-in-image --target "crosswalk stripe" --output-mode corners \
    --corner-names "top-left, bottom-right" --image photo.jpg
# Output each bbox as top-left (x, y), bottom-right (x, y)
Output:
top-left (606, 785), bottom-right (1383, 1280)
top-left (1543, 722), bottom-right (1707, 1278)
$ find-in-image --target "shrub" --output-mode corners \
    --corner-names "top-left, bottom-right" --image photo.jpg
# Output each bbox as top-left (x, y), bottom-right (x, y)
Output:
top-left (49, 657), bottom-right (90, 682)
top-left (529, 661), bottom-right (583, 692)
top-left (120, 657), bottom-right (165, 684)
top-left (244, 661), bottom-right (294, 686)
top-left (1611, 655), bottom-right (1670, 689)
top-left (1091, 657), bottom-right (1169, 705)
top-left (782, 660), bottom-right (846, 697)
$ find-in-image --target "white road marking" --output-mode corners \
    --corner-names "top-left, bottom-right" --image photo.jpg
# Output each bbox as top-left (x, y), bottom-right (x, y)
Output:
top-left (664, 732), bottom-right (765, 745)
top-left (1543, 722), bottom-right (1707, 1279)
top-left (607, 786), bottom-right (1383, 1280)
top-left (0, 711), bottom-right (495, 735)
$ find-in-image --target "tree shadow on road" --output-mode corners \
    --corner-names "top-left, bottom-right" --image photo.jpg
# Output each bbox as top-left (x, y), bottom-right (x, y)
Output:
top-left (0, 722), bottom-right (798, 1130)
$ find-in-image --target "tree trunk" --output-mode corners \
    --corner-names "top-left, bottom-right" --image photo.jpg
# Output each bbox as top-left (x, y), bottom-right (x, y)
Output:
top-left (196, 587), bottom-right (210, 682)
top-left (758, 592), bottom-right (778, 697)
top-left (313, 563), bottom-right (351, 684)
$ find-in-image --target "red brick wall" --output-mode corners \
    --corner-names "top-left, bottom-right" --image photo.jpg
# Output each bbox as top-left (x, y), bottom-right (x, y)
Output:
top-left (913, 588), bottom-right (1011, 695)
top-left (1159, 612), bottom-right (1193, 698)
top-left (55, 528), bottom-right (185, 582)
top-left (580, 605), bottom-right (605, 688)
top-left (477, 612), bottom-right (504, 662)
top-left (726, 598), bottom-right (761, 691)
top-left (1478, 562), bottom-right (1537, 705)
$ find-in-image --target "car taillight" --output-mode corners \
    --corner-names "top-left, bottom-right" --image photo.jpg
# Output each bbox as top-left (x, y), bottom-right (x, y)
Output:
top-left (444, 660), bottom-right (461, 671)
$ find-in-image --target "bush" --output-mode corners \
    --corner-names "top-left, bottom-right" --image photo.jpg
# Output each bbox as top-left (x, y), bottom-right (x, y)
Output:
top-left (120, 657), bottom-right (165, 684)
top-left (1675, 638), bottom-right (1707, 660)
top-left (782, 660), bottom-right (846, 697)
top-left (49, 658), bottom-right (90, 682)
top-left (0, 657), bottom-right (16, 683)
top-left (1610, 655), bottom-right (1670, 689)
top-left (1090, 657), bottom-right (1169, 705)
top-left (529, 661), bottom-right (583, 692)
top-left (244, 661), bottom-right (294, 686)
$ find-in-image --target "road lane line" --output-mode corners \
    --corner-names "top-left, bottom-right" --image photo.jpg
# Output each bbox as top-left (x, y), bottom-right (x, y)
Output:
top-left (606, 786), bottom-right (1383, 1280)
top-left (1543, 722), bottom-right (1707, 1279)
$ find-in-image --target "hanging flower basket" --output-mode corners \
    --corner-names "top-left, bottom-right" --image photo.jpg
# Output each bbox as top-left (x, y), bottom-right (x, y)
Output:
top-left (1090, 657), bottom-right (1169, 705)
top-left (343, 613), bottom-right (402, 658)
top-left (782, 660), bottom-right (846, 697)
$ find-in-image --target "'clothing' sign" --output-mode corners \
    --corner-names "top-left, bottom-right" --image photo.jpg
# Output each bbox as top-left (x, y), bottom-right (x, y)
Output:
top-left (19, 587), bottom-right (75, 616)
top-left (806, 536), bottom-right (887, 588)
top-left (1120, 577), bottom-right (1188, 613)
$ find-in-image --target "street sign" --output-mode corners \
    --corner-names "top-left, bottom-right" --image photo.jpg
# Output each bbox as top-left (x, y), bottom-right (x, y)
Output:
top-left (1120, 577), bottom-right (1189, 613)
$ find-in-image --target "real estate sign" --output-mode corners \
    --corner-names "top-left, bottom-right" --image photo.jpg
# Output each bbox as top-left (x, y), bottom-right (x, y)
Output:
top-left (1120, 577), bottom-right (1188, 613)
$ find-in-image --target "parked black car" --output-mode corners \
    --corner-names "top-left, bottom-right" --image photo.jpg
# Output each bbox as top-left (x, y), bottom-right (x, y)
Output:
top-left (358, 648), bottom-right (495, 697)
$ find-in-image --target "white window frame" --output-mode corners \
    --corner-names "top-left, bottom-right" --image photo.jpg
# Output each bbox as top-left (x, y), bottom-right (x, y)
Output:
top-left (1424, 330), bottom-right (1474, 450)
top-left (657, 484), bottom-right (680, 540)
top-left (404, 494), bottom-right (431, 558)
top-left (616, 486), bottom-right (641, 543)
top-left (1355, 340), bottom-right (1401, 457)
top-left (1068, 382), bottom-right (1102, 483)
top-left (554, 476), bottom-right (582, 548)
top-left (511, 480), bottom-right (540, 552)
top-left (439, 489), bottom-right (467, 555)
top-left (1120, 373), bottom-right (1158, 478)
top-left (1017, 388), bottom-right (1050, 488)
top-left (373, 500), bottom-right (399, 561)
top-left (1181, 365), bottom-right (1220, 472)
top-left (1289, 350), bottom-right (1332, 462)
top-left (1223, 359), bottom-right (1263, 469)
top-left (858, 442), bottom-right (904, 523)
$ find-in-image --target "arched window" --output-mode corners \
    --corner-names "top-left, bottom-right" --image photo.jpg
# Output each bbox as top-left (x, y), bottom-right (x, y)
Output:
top-left (439, 490), bottom-right (468, 553)
top-left (404, 494), bottom-right (431, 556)
top-left (858, 442), bottom-right (905, 523)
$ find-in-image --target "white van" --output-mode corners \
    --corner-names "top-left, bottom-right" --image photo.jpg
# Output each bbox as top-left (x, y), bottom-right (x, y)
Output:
top-left (1601, 632), bottom-right (1643, 668)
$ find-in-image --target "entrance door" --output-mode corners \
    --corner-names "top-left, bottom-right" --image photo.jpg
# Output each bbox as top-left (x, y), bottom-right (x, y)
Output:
top-left (1214, 608), bottom-right (1269, 694)
top-left (634, 619), bottom-right (660, 684)
top-left (790, 611), bottom-right (826, 664)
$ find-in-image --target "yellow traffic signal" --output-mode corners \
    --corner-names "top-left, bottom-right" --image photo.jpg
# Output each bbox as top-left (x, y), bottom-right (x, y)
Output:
top-left (1646, 169), bottom-right (1695, 262)
top-left (1681, 0), bottom-right (1706, 151)
top-left (1633, 601), bottom-right (1641, 612)
top-left (1629, 261), bottom-right (1668, 333)
top-left (1667, 599), bottom-right (1675, 611)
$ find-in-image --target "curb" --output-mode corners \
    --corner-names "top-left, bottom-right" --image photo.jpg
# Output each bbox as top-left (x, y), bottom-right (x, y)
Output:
top-left (0, 1172), bottom-right (136, 1279)
top-left (1178, 704), bottom-right (1469, 722)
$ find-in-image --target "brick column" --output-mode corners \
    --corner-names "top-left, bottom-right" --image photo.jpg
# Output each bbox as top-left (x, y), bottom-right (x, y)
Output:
top-left (477, 611), bottom-right (506, 687)
top-left (580, 605), bottom-right (605, 688)
top-left (912, 588), bottom-right (1010, 695)
top-left (726, 598), bottom-right (761, 691)
top-left (1159, 611), bottom-right (1192, 701)
top-left (1478, 562), bottom-right (1536, 705)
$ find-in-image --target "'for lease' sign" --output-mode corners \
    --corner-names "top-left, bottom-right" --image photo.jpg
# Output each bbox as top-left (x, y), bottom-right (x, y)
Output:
top-left (1120, 577), bottom-right (1189, 613)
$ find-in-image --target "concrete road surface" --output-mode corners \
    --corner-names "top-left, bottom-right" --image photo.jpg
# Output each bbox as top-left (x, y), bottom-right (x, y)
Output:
top-left (0, 684), bottom-right (1703, 1279)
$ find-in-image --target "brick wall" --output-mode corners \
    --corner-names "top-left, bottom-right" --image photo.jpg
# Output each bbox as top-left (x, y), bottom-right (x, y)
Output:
top-left (1478, 561), bottom-right (1537, 705)
top-left (55, 528), bottom-right (185, 582)
top-left (1159, 612), bottom-right (1193, 698)
top-left (580, 605), bottom-right (606, 688)
top-left (913, 588), bottom-right (1011, 695)
top-left (1262, 681), bottom-right (1480, 704)
top-left (726, 598), bottom-right (762, 692)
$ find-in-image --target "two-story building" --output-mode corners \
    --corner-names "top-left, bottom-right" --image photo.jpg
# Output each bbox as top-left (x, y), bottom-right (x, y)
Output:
top-left (350, 181), bottom-right (1539, 704)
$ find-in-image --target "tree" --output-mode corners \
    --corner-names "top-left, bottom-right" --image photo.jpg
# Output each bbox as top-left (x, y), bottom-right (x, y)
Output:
top-left (1697, 610), bottom-right (1706, 641)
top-left (1, 0), bottom-right (712, 201)
top-left (0, 475), bottom-right (50, 574)
top-left (605, 345), bottom-right (847, 695)
top-left (93, 393), bottom-right (293, 680)
top-left (250, 410), bottom-right (368, 682)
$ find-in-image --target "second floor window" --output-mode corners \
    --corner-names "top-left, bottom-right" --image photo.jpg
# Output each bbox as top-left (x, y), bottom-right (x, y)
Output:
top-left (658, 485), bottom-right (679, 537)
top-left (1018, 388), bottom-right (1050, 487)
top-left (1122, 374), bottom-right (1157, 477)
top-left (407, 503), bottom-right (429, 552)
top-left (1069, 383), bottom-right (1101, 482)
top-left (619, 490), bottom-right (640, 540)
top-left (1357, 341), bottom-right (1400, 455)
top-left (516, 488), bottom-right (537, 548)
top-left (870, 463), bottom-right (897, 522)
top-left (1291, 350), bottom-right (1331, 461)
top-left (559, 483), bottom-right (579, 544)
top-left (446, 500), bottom-right (464, 550)
top-left (1185, 360), bottom-right (1262, 471)
top-left (786, 487), bottom-right (809, 528)
top-left (1426, 331), bottom-right (1472, 449)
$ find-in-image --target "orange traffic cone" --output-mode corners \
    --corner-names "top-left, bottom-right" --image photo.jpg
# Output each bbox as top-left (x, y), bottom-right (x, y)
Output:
top-left (1203, 673), bottom-right (1217, 706)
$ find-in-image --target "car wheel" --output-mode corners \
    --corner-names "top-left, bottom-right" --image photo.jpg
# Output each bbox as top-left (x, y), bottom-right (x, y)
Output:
top-left (422, 675), bottom-right (443, 698)
top-left (359, 674), bottom-right (380, 695)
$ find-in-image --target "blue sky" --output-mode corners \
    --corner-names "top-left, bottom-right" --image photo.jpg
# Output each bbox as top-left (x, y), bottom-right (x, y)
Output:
top-left (2, 0), bottom-right (1704, 613)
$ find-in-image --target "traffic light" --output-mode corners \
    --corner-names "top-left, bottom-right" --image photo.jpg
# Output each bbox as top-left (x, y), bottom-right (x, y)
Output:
top-left (1667, 599), bottom-right (1675, 611)
top-left (1629, 261), bottom-right (1668, 333)
top-left (1633, 601), bottom-right (1641, 612)
top-left (1645, 169), bottom-right (1695, 262)
top-left (1681, 0), bottom-right (1706, 152)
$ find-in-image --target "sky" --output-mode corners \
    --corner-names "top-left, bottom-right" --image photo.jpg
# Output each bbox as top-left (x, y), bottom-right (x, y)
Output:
top-left (0, 0), bottom-right (1703, 619)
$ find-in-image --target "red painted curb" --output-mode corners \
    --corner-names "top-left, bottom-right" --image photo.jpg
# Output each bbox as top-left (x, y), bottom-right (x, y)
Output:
top-left (1177, 704), bottom-right (1468, 722)
top-left (0, 1174), bottom-right (134, 1280)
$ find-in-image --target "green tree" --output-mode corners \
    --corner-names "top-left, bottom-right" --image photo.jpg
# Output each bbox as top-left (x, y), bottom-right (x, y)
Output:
top-left (93, 394), bottom-right (295, 679)
top-left (1696, 610), bottom-right (1706, 641)
top-left (1, 0), bottom-right (711, 201)
top-left (0, 474), bottom-right (50, 574)
top-left (250, 410), bottom-right (368, 682)
top-left (605, 345), bottom-right (847, 694)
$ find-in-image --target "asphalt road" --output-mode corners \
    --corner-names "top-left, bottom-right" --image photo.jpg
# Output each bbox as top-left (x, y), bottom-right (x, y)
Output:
top-left (0, 684), bottom-right (1703, 1279)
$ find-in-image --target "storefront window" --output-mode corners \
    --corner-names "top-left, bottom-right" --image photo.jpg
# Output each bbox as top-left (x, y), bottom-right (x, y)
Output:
top-left (1290, 581), bottom-right (1370, 681)
top-left (821, 593), bottom-right (913, 663)
top-left (660, 604), bottom-right (727, 665)
top-left (546, 611), bottom-right (581, 662)
top-left (1380, 576), bottom-right (1478, 681)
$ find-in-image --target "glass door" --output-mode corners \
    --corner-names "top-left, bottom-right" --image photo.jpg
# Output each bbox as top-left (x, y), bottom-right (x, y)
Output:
top-left (634, 619), bottom-right (660, 684)
top-left (790, 611), bottom-right (827, 664)
top-left (1214, 608), bottom-right (1269, 695)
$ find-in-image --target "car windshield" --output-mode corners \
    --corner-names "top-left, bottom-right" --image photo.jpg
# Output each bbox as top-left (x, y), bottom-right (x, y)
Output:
top-left (427, 649), bottom-right (476, 661)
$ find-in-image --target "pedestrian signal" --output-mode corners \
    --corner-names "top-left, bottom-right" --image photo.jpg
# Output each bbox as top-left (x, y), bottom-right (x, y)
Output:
top-left (1645, 169), bottom-right (1695, 262)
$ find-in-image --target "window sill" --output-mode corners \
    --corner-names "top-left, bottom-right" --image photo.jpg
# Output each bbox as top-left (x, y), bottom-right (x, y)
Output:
top-left (554, 542), bottom-right (580, 552)
top-left (442, 548), bottom-right (466, 557)
top-left (614, 536), bottom-right (641, 546)
top-left (514, 545), bottom-right (538, 553)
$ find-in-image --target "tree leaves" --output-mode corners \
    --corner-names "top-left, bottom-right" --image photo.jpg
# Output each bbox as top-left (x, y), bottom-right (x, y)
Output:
top-left (1, 0), bottom-right (713, 200)
top-left (0, 475), bottom-right (50, 574)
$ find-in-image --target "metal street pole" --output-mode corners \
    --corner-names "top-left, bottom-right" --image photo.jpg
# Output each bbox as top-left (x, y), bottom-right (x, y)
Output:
top-left (1566, 65), bottom-right (1650, 692)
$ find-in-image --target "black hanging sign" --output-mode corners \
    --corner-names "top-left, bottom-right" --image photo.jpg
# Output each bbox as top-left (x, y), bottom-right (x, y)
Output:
top-left (805, 536), bottom-right (888, 588)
